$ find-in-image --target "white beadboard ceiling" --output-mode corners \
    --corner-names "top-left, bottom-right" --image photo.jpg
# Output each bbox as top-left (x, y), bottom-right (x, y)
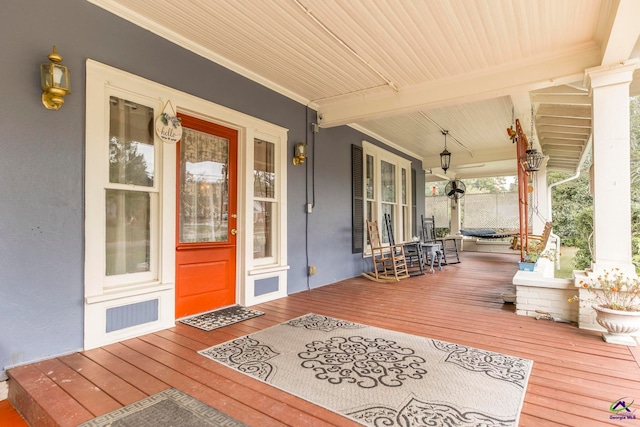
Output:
top-left (90, 0), bottom-right (640, 180)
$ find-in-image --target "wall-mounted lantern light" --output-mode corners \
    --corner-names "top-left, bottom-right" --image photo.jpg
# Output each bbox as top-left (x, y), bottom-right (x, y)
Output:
top-left (40, 46), bottom-right (70, 110)
top-left (292, 142), bottom-right (307, 165)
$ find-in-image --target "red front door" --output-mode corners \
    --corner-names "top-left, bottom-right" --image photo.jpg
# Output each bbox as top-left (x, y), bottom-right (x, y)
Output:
top-left (175, 114), bottom-right (238, 318)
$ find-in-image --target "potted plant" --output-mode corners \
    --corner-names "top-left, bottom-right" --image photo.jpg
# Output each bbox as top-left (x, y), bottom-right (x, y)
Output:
top-left (569, 268), bottom-right (640, 346)
top-left (518, 247), bottom-right (556, 271)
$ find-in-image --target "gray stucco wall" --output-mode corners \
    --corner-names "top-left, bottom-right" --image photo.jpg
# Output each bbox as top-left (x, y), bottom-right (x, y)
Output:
top-left (0, 0), bottom-right (424, 376)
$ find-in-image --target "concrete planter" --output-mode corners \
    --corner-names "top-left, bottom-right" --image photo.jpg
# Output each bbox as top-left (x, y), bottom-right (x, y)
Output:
top-left (593, 304), bottom-right (640, 346)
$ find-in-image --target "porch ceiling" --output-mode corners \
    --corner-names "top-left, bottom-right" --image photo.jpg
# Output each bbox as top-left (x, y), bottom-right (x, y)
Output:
top-left (91, 0), bottom-right (640, 180)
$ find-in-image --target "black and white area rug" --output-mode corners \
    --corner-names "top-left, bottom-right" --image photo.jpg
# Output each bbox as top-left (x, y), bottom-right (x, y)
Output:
top-left (199, 313), bottom-right (533, 427)
top-left (180, 305), bottom-right (264, 331)
top-left (77, 388), bottom-right (248, 427)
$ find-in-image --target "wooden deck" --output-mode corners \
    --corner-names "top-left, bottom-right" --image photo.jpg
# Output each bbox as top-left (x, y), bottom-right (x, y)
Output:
top-left (7, 251), bottom-right (640, 426)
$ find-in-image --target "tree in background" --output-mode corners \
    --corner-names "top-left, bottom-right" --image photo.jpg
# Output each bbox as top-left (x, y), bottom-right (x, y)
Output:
top-left (549, 163), bottom-right (593, 270)
top-left (630, 96), bottom-right (640, 269)
top-left (429, 176), bottom-right (515, 196)
top-left (463, 176), bottom-right (511, 194)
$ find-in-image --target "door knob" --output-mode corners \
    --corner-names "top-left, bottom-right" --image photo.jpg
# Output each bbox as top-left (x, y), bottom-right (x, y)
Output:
top-left (231, 229), bottom-right (237, 235)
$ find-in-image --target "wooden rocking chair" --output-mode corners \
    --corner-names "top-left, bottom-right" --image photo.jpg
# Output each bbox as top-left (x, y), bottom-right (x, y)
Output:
top-left (361, 220), bottom-right (410, 283)
top-left (383, 213), bottom-right (425, 276)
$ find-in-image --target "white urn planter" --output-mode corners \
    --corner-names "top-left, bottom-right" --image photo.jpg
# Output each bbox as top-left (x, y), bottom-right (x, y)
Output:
top-left (592, 304), bottom-right (640, 346)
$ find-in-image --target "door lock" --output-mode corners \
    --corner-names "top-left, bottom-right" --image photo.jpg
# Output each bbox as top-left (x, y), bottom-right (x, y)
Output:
top-left (231, 229), bottom-right (238, 235)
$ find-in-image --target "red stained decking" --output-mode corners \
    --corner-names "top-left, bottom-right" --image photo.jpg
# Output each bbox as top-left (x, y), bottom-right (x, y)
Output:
top-left (6, 252), bottom-right (640, 426)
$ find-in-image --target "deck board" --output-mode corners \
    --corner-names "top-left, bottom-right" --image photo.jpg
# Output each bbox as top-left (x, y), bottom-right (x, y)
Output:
top-left (7, 251), bottom-right (640, 426)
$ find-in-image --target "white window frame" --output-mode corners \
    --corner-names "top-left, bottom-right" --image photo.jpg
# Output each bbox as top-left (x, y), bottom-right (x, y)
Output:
top-left (103, 92), bottom-right (161, 289)
top-left (362, 141), bottom-right (412, 255)
top-left (252, 134), bottom-right (280, 267)
top-left (84, 60), bottom-right (288, 349)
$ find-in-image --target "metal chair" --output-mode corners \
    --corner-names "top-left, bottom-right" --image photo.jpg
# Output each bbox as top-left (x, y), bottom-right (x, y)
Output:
top-left (421, 215), bottom-right (460, 265)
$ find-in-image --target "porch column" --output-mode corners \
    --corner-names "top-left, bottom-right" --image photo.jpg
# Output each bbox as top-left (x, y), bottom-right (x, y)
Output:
top-left (584, 60), bottom-right (638, 276)
top-left (450, 197), bottom-right (461, 236)
top-left (531, 158), bottom-right (549, 234)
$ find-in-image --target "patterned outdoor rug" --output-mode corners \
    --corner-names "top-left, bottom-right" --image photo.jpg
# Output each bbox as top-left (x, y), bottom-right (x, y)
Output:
top-left (199, 313), bottom-right (533, 427)
top-left (180, 305), bottom-right (264, 331)
top-left (77, 388), bottom-right (248, 426)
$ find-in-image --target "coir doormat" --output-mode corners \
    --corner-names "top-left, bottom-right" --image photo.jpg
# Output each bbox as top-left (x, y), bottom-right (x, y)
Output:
top-left (180, 305), bottom-right (264, 331)
top-left (199, 313), bottom-right (533, 427)
top-left (77, 388), bottom-right (248, 427)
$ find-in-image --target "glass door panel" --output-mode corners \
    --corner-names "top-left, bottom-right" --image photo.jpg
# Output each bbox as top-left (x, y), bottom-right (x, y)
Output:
top-left (179, 128), bottom-right (229, 243)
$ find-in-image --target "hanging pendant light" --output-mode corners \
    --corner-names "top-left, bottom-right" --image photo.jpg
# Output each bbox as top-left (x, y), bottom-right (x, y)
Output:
top-left (440, 130), bottom-right (451, 174)
top-left (520, 108), bottom-right (544, 172)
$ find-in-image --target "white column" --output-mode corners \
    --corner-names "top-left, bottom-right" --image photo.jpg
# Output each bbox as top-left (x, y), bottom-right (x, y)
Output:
top-left (532, 159), bottom-right (549, 235)
top-left (584, 60), bottom-right (638, 276)
top-left (450, 197), bottom-right (461, 236)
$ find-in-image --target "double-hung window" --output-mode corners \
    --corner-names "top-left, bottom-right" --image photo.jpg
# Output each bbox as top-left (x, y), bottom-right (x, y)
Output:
top-left (253, 137), bottom-right (277, 264)
top-left (105, 96), bottom-right (159, 287)
top-left (362, 141), bottom-right (412, 252)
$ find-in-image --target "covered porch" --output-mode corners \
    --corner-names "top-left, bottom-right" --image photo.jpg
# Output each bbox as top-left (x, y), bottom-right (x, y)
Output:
top-left (8, 252), bottom-right (640, 426)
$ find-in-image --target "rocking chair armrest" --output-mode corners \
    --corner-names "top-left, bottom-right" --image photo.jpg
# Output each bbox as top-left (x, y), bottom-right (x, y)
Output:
top-left (389, 243), bottom-right (407, 251)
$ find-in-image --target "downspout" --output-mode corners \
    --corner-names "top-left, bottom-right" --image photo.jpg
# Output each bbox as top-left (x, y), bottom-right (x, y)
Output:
top-left (546, 139), bottom-right (591, 268)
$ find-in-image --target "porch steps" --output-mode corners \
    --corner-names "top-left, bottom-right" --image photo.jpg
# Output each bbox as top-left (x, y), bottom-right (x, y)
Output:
top-left (8, 361), bottom-right (104, 427)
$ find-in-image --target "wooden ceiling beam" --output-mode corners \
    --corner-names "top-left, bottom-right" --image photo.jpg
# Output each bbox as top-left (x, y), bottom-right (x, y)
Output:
top-left (536, 104), bottom-right (591, 119)
top-left (537, 125), bottom-right (591, 135)
top-left (535, 117), bottom-right (591, 127)
top-left (538, 132), bottom-right (588, 141)
top-left (531, 95), bottom-right (591, 105)
top-left (317, 45), bottom-right (601, 128)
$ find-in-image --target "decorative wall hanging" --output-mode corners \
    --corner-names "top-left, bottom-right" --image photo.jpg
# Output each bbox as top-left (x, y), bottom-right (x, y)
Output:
top-left (155, 100), bottom-right (183, 144)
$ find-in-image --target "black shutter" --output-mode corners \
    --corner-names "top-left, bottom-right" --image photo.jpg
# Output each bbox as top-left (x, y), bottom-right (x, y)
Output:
top-left (352, 145), bottom-right (364, 253)
top-left (412, 168), bottom-right (417, 236)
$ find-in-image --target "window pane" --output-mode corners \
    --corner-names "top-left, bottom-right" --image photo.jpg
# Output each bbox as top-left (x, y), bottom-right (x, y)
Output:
top-left (106, 189), bottom-right (150, 275)
top-left (254, 139), bottom-right (275, 198)
top-left (381, 204), bottom-right (394, 244)
top-left (366, 154), bottom-right (374, 199)
top-left (402, 206), bottom-right (408, 240)
top-left (381, 161), bottom-right (396, 203)
top-left (109, 96), bottom-right (155, 187)
top-left (402, 168), bottom-right (407, 204)
top-left (253, 201), bottom-right (273, 258)
top-left (179, 128), bottom-right (229, 243)
top-left (365, 201), bottom-right (374, 246)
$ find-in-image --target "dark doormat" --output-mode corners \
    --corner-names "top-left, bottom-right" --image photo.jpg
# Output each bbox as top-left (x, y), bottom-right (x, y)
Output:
top-left (179, 305), bottom-right (264, 331)
top-left (78, 388), bottom-right (248, 426)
